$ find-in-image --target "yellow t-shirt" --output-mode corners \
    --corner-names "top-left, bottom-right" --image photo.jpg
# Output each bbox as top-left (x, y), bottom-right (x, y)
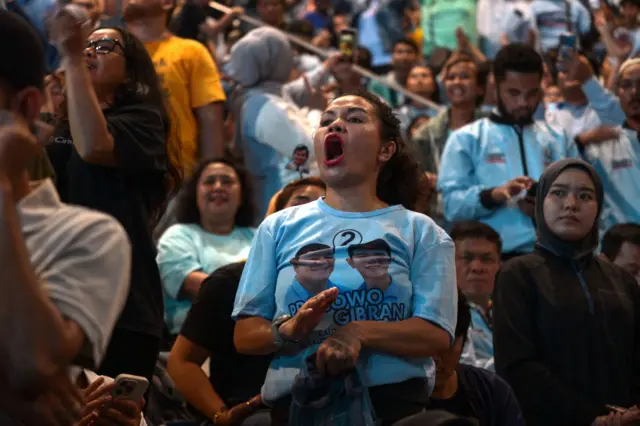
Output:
top-left (411, 28), bottom-right (423, 52)
top-left (145, 36), bottom-right (226, 177)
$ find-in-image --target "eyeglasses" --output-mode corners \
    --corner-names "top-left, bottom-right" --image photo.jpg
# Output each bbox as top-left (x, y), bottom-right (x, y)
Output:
top-left (86, 38), bottom-right (125, 55)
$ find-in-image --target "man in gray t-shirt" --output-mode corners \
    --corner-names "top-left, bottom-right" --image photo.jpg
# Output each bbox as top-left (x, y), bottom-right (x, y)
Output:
top-left (0, 10), bottom-right (131, 424)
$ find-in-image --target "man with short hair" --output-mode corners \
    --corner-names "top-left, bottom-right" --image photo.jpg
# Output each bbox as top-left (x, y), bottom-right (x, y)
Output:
top-left (602, 223), bottom-right (640, 284)
top-left (428, 292), bottom-right (525, 426)
top-left (577, 59), bottom-right (640, 230)
top-left (438, 43), bottom-right (578, 260)
top-left (545, 52), bottom-right (626, 139)
top-left (125, 0), bottom-right (226, 177)
top-left (255, 0), bottom-right (286, 29)
top-left (0, 10), bottom-right (131, 423)
top-left (368, 38), bottom-right (420, 108)
top-left (450, 221), bottom-right (502, 371)
top-left (347, 239), bottom-right (395, 297)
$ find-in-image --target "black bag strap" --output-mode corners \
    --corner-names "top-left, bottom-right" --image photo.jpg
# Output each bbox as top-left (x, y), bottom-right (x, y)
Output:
top-left (565, 0), bottom-right (573, 33)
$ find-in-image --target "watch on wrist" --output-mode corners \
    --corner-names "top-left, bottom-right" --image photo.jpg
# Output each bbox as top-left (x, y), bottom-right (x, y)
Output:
top-left (272, 314), bottom-right (294, 351)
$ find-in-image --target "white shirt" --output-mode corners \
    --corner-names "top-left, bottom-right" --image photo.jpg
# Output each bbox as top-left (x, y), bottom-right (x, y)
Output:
top-left (1, 180), bottom-right (131, 424)
top-left (18, 179), bottom-right (131, 367)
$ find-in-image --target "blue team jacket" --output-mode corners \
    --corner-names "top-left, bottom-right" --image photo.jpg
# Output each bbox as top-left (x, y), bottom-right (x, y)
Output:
top-left (582, 126), bottom-right (640, 230)
top-left (437, 114), bottom-right (578, 253)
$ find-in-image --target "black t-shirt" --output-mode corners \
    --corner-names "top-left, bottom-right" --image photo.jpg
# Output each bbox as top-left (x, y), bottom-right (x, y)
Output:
top-left (428, 375), bottom-right (475, 420)
top-left (180, 262), bottom-right (272, 407)
top-left (171, 3), bottom-right (225, 41)
top-left (47, 103), bottom-right (168, 339)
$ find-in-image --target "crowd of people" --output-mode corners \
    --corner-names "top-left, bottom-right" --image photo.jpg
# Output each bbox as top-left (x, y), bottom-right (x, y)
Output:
top-left (1, 0), bottom-right (640, 425)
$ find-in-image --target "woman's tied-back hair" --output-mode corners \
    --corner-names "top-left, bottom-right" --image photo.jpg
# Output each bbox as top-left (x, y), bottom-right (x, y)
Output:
top-left (174, 154), bottom-right (256, 228)
top-left (337, 90), bottom-right (430, 212)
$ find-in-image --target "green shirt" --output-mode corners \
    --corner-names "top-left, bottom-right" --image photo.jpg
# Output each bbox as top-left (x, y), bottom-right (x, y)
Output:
top-left (421, 0), bottom-right (477, 57)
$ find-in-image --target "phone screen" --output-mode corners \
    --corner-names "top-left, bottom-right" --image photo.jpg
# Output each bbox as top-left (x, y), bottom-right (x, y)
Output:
top-left (527, 182), bottom-right (538, 197)
top-left (559, 34), bottom-right (577, 50)
top-left (339, 29), bottom-right (357, 61)
top-left (556, 33), bottom-right (577, 72)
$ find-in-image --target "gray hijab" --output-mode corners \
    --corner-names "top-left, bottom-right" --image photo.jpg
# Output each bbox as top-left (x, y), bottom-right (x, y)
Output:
top-left (535, 158), bottom-right (604, 260)
top-left (227, 26), bottom-right (294, 93)
top-left (228, 27), bottom-right (295, 150)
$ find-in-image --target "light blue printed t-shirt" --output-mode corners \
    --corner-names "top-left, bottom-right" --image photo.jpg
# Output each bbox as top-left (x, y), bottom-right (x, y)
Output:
top-left (157, 224), bottom-right (255, 334)
top-left (232, 199), bottom-right (458, 403)
top-left (531, 0), bottom-right (592, 52)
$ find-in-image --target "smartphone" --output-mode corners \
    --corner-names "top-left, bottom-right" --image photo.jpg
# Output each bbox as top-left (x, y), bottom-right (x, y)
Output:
top-left (557, 33), bottom-right (577, 72)
top-left (110, 374), bottom-right (149, 401)
top-left (526, 182), bottom-right (538, 197)
top-left (338, 28), bottom-right (357, 61)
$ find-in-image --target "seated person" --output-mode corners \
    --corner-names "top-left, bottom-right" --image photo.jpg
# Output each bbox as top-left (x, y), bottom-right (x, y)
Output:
top-left (157, 157), bottom-right (256, 338)
top-left (601, 223), bottom-right (640, 285)
top-left (265, 176), bottom-right (326, 216)
top-left (429, 292), bottom-right (525, 426)
top-left (450, 221), bottom-right (501, 371)
top-left (166, 179), bottom-right (326, 425)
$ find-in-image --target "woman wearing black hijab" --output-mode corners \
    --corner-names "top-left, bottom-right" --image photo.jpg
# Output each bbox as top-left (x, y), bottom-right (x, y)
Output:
top-left (493, 159), bottom-right (640, 426)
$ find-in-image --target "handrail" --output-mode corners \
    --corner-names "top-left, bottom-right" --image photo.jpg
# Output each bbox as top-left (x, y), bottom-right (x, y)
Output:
top-left (208, 1), bottom-right (444, 111)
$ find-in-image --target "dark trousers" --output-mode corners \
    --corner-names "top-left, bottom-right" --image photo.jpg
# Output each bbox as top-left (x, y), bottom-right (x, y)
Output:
top-left (270, 378), bottom-right (429, 426)
top-left (97, 328), bottom-right (161, 410)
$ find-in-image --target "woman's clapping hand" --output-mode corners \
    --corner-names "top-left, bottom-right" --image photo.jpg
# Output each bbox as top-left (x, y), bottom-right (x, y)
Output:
top-left (278, 287), bottom-right (339, 342)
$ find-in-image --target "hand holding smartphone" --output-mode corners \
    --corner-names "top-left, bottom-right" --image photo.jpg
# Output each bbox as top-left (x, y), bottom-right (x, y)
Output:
top-left (110, 374), bottom-right (149, 402)
top-left (557, 32), bottom-right (577, 73)
top-left (338, 28), bottom-right (357, 62)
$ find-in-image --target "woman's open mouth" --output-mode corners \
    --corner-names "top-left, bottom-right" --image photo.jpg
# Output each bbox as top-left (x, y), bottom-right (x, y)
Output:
top-left (324, 133), bottom-right (344, 166)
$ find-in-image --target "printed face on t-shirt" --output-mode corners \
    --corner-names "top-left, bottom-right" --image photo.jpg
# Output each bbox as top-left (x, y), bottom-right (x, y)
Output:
top-left (293, 149), bottom-right (309, 165)
top-left (292, 248), bottom-right (335, 285)
top-left (347, 249), bottom-right (392, 281)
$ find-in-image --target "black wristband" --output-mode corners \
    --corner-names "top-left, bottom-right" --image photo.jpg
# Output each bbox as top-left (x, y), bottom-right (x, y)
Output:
top-left (480, 188), bottom-right (503, 209)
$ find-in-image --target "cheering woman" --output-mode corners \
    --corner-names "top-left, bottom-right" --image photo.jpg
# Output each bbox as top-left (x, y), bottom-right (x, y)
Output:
top-left (232, 90), bottom-right (457, 426)
top-left (48, 13), bottom-right (178, 384)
